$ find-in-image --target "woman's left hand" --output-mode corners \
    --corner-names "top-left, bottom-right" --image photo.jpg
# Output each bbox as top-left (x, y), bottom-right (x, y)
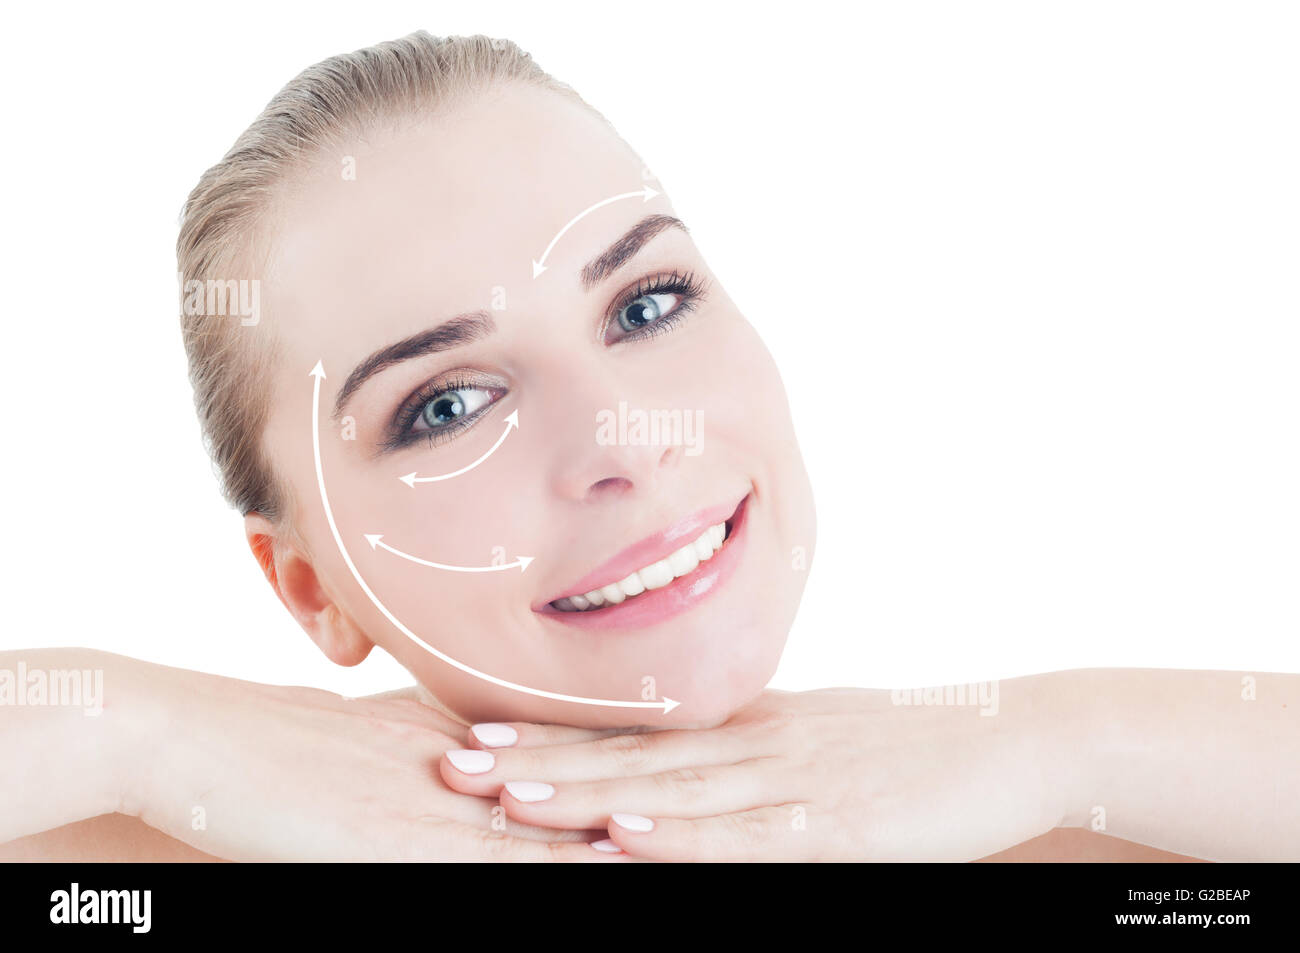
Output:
top-left (439, 679), bottom-right (1081, 861)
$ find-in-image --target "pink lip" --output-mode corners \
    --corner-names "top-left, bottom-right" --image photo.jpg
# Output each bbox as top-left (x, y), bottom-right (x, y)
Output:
top-left (533, 492), bottom-right (752, 631)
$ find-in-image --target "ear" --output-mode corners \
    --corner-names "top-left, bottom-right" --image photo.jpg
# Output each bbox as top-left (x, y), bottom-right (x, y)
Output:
top-left (244, 513), bottom-right (374, 667)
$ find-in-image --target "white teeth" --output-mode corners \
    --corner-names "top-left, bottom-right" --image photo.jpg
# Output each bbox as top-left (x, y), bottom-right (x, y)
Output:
top-left (598, 583), bottom-right (627, 605)
top-left (666, 544), bottom-right (699, 577)
top-left (549, 521), bottom-right (731, 613)
top-left (639, 559), bottom-right (675, 590)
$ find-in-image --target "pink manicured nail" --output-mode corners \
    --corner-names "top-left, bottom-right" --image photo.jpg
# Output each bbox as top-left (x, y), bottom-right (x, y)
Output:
top-left (591, 839), bottom-right (623, 853)
top-left (471, 723), bottom-right (518, 748)
top-left (445, 749), bottom-right (495, 774)
top-left (503, 781), bottom-right (554, 803)
top-left (611, 812), bottom-right (655, 833)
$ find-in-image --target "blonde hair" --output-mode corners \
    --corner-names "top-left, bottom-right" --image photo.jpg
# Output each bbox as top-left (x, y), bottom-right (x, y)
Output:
top-left (178, 32), bottom-right (593, 521)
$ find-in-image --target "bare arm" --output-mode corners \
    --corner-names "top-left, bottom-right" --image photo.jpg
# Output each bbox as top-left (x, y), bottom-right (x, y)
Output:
top-left (1054, 667), bottom-right (1299, 860)
top-left (0, 648), bottom-right (133, 845)
top-left (1, 649), bottom-right (617, 862)
top-left (441, 668), bottom-right (1297, 861)
top-left (0, 666), bottom-right (435, 862)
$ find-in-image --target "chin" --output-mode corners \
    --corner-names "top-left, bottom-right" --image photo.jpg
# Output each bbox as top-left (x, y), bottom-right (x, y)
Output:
top-left (654, 609), bottom-right (791, 729)
top-left (397, 609), bottom-right (788, 731)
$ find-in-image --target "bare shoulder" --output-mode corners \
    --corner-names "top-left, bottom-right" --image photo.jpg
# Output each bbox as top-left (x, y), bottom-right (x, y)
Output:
top-left (979, 828), bottom-right (1207, 862)
top-left (0, 814), bottom-right (222, 863)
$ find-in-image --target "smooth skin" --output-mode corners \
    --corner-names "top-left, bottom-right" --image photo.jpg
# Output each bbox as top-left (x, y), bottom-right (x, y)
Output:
top-left (445, 669), bottom-right (1300, 862)
top-left (0, 649), bottom-right (627, 862)
top-left (5, 651), bottom-right (1293, 861)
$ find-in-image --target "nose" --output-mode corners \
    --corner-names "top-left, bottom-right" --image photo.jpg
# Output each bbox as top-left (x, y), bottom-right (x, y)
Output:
top-left (568, 445), bottom-right (685, 502)
top-left (544, 386), bottom-right (687, 502)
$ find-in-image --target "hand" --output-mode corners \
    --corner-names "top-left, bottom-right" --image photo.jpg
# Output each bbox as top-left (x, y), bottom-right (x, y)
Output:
top-left (108, 654), bottom-right (627, 861)
top-left (438, 681), bottom-right (1074, 861)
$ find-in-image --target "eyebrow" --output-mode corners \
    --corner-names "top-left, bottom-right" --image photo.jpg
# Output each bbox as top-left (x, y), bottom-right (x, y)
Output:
top-left (333, 310), bottom-right (495, 417)
top-left (581, 214), bottom-right (688, 290)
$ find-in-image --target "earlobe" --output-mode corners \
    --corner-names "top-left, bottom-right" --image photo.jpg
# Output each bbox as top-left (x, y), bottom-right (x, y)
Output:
top-left (243, 513), bottom-right (374, 667)
top-left (307, 602), bottom-right (374, 667)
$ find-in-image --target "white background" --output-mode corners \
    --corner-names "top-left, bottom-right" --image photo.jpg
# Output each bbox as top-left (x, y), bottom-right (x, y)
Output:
top-left (1, 1), bottom-right (1295, 697)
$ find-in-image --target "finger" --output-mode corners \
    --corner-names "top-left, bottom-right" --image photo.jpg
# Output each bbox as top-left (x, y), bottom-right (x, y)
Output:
top-left (441, 725), bottom-right (757, 795)
top-left (464, 721), bottom-right (632, 750)
top-left (430, 787), bottom-right (604, 844)
top-left (603, 805), bottom-right (812, 862)
top-left (497, 759), bottom-right (785, 830)
top-left (456, 826), bottom-right (640, 862)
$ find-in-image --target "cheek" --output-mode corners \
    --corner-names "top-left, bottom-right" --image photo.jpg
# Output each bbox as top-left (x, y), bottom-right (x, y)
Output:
top-left (306, 446), bottom-right (538, 671)
top-left (702, 319), bottom-right (816, 537)
top-left (710, 326), bottom-right (818, 636)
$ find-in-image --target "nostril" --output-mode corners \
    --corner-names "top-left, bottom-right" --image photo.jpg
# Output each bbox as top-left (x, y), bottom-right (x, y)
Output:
top-left (585, 476), bottom-right (634, 501)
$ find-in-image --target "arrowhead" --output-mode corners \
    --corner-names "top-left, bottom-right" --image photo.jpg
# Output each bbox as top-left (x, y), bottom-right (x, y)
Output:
top-left (398, 472), bottom-right (417, 487)
top-left (643, 186), bottom-right (660, 202)
top-left (364, 534), bottom-right (383, 549)
top-left (532, 260), bottom-right (547, 278)
top-left (661, 697), bottom-right (680, 714)
top-left (505, 410), bottom-right (519, 429)
top-left (516, 556), bottom-right (534, 573)
top-left (309, 360), bottom-right (326, 379)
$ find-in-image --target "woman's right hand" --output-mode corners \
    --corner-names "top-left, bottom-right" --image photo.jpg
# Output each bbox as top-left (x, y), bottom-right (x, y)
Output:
top-left (103, 652), bottom-right (624, 861)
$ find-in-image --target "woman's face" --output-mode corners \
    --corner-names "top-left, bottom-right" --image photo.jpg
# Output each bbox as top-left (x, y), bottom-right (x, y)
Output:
top-left (257, 83), bottom-right (815, 728)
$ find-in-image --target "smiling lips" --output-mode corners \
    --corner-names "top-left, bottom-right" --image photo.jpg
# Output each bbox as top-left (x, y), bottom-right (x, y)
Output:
top-left (536, 493), bottom-right (750, 629)
top-left (550, 521), bottom-right (728, 612)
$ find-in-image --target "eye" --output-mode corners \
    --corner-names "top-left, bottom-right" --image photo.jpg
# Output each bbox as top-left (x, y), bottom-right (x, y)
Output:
top-left (615, 292), bottom-right (682, 333)
top-left (603, 270), bottom-right (707, 345)
top-left (410, 386), bottom-right (496, 435)
top-left (386, 373), bottom-right (508, 452)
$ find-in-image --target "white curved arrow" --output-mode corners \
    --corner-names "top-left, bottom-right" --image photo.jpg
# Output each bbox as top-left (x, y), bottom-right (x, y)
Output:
top-left (400, 411), bottom-right (518, 486)
top-left (309, 361), bottom-right (679, 714)
top-left (365, 534), bottom-right (532, 574)
top-left (532, 186), bottom-right (660, 278)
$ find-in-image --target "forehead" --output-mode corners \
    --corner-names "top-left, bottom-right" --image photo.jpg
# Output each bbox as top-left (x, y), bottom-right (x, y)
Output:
top-left (267, 83), bottom-right (645, 334)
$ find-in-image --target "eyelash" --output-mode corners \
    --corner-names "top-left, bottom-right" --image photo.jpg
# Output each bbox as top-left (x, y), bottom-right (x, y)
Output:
top-left (603, 269), bottom-right (708, 343)
top-left (386, 374), bottom-right (505, 451)
top-left (387, 269), bottom-right (709, 451)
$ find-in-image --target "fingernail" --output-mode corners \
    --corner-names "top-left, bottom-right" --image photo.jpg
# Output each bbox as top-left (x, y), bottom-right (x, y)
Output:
top-left (611, 812), bottom-right (655, 833)
top-left (471, 723), bottom-right (518, 748)
top-left (445, 749), bottom-right (495, 774)
top-left (504, 781), bottom-right (555, 803)
top-left (590, 838), bottom-right (623, 853)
